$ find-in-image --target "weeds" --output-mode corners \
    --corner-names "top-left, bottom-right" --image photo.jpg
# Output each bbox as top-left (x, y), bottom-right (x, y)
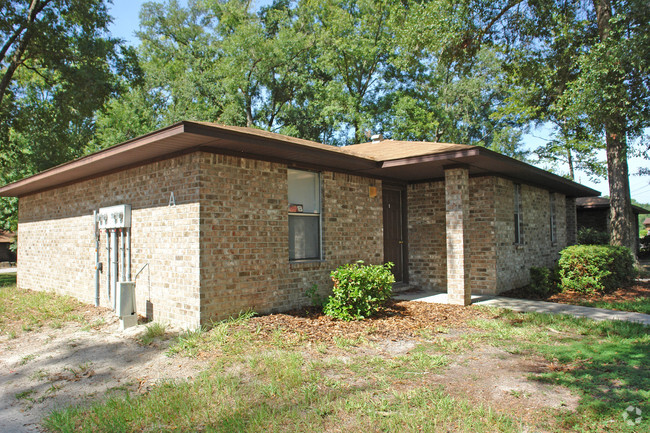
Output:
top-left (139, 322), bottom-right (167, 345)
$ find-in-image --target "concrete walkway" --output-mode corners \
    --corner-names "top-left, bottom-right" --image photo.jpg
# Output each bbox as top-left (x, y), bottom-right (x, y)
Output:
top-left (0, 267), bottom-right (16, 274)
top-left (394, 290), bottom-right (650, 326)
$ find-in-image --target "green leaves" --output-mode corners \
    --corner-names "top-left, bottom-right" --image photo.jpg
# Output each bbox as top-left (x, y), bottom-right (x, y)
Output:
top-left (323, 261), bottom-right (395, 321)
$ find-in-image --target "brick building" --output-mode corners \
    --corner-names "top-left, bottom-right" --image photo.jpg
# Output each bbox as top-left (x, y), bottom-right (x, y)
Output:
top-left (0, 122), bottom-right (598, 328)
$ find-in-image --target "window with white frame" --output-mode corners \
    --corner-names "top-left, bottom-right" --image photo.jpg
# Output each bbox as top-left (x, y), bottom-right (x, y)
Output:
top-left (549, 192), bottom-right (557, 243)
top-left (514, 184), bottom-right (522, 244)
top-left (288, 169), bottom-right (321, 260)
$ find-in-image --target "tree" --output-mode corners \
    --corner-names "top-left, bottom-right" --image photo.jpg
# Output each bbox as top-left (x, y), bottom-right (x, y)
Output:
top-left (443, 0), bottom-right (649, 252)
top-left (0, 0), bottom-right (136, 231)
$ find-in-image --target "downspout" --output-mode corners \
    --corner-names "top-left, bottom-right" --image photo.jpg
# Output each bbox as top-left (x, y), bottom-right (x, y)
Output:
top-left (120, 228), bottom-right (126, 283)
top-left (93, 211), bottom-right (100, 306)
top-left (110, 229), bottom-right (118, 311)
top-left (106, 228), bottom-right (111, 304)
top-left (126, 228), bottom-right (131, 281)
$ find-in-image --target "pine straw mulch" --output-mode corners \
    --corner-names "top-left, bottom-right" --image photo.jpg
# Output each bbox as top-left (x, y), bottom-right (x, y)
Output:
top-left (232, 301), bottom-right (495, 343)
top-left (502, 279), bottom-right (650, 305)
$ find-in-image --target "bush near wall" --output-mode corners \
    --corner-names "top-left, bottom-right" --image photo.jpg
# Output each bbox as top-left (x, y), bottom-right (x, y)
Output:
top-left (528, 266), bottom-right (560, 297)
top-left (576, 227), bottom-right (609, 245)
top-left (558, 245), bottom-right (635, 294)
top-left (324, 261), bottom-right (394, 321)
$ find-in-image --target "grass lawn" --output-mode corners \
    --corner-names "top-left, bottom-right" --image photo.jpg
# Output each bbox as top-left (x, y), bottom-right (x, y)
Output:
top-left (577, 297), bottom-right (650, 314)
top-left (0, 274), bottom-right (87, 338)
top-left (41, 303), bottom-right (650, 433)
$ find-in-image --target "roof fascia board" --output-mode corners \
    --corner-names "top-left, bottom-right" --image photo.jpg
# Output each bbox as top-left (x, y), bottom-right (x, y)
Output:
top-left (0, 123), bottom-right (188, 196)
top-left (475, 147), bottom-right (600, 197)
top-left (184, 121), bottom-right (378, 169)
top-left (380, 148), bottom-right (481, 168)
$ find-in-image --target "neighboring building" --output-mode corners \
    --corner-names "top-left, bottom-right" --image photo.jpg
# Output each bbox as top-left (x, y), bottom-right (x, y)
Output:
top-left (576, 197), bottom-right (649, 253)
top-left (0, 230), bottom-right (16, 263)
top-left (0, 122), bottom-right (598, 328)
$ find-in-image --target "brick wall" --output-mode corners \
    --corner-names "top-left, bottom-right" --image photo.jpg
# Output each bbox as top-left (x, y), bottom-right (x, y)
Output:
top-left (198, 153), bottom-right (384, 323)
top-left (407, 176), bottom-right (568, 295)
top-left (18, 154), bottom-right (202, 328)
top-left (406, 181), bottom-right (447, 291)
top-left (495, 179), bottom-right (568, 291)
top-left (467, 177), bottom-right (498, 294)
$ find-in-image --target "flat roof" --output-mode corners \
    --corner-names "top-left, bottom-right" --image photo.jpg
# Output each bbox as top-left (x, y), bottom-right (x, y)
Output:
top-left (0, 121), bottom-right (600, 198)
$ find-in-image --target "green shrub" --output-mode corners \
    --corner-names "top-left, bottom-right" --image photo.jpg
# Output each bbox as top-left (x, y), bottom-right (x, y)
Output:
top-left (528, 266), bottom-right (559, 296)
top-left (558, 245), bottom-right (635, 294)
top-left (323, 261), bottom-right (395, 321)
top-left (577, 227), bottom-right (609, 245)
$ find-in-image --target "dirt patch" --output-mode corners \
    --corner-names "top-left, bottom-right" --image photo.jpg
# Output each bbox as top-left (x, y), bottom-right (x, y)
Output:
top-left (0, 309), bottom-right (206, 433)
top-left (430, 345), bottom-right (578, 425)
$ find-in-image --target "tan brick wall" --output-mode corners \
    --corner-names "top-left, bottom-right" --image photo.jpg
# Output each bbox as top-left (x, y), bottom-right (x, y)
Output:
top-left (467, 177), bottom-right (498, 294)
top-left (406, 181), bottom-right (447, 291)
top-left (18, 154), bottom-right (202, 329)
top-left (198, 153), bottom-right (384, 323)
top-left (495, 179), bottom-right (568, 291)
top-left (407, 176), bottom-right (566, 295)
top-left (445, 168), bottom-right (471, 305)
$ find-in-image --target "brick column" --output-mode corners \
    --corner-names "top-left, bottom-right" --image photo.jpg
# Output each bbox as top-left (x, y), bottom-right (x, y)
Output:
top-left (445, 167), bottom-right (471, 306)
top-left (565, 197), bottom-right (577, 245)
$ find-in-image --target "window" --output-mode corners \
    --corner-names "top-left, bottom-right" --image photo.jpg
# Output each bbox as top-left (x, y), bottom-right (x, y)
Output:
top-left (288, 169), bottom-right (321, 260)
top-left (549, 192), bottom-right (557, 243)
top-left (514, 184), bottom-right (522, 244)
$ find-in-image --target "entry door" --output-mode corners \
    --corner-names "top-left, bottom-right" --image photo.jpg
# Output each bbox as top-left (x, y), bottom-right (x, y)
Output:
top-left (383, 186), bottom-right (406, 282)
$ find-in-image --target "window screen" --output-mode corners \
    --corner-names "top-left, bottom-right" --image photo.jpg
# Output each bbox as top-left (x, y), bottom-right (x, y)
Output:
top-left (514, 184), bottom-right (522, 244)
top-left (288, 169), bottom-right (321, 260)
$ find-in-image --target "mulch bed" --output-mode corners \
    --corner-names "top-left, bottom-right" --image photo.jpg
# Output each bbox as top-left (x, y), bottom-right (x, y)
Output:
top-left (502, 279), bottom-right (650, 305)
top-left (239, 301), bottom-right (494, 343)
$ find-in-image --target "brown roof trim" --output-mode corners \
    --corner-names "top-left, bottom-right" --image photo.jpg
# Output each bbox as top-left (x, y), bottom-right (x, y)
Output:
top-left (476, 147), bottom-right (600, 197)
top-left (0, 121), bottom-right (377, 197)
top-left (380, 148), bottom-right (481, 168)
top-left (0, 120), bottom-right (600, 199)
top-left (0, 123), bottom-right (189, 197)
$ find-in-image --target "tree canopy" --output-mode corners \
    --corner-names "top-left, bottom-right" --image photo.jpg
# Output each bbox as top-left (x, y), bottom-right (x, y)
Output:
top-left (1, 0), bottom-right (648, 250)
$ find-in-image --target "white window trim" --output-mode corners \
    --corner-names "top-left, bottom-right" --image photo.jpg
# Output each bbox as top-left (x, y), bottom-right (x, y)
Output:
top-left (288, 169), bottom-right (322, 261)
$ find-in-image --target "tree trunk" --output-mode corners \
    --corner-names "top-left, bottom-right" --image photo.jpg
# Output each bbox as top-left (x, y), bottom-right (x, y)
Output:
top-left (605, 123), bottom-right (635, 252)
top-left (592, 0), bottom-right (636, 254)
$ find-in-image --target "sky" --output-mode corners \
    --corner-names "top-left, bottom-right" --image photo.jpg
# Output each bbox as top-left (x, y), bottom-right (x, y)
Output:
top-left (107, 0), bottom-right (650, 206)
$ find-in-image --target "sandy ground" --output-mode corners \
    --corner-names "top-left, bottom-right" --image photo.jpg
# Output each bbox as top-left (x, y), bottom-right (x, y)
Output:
top-left (0, 310), bottom-right (206, 432)
top-left (0, 301), bottom-right (581, 432)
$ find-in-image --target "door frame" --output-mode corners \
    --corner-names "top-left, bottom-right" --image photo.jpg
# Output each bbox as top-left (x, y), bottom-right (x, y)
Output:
top-left (382, 183), bottom-right (409, 283)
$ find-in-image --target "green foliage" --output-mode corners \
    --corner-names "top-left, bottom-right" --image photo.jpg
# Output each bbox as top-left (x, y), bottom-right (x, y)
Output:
top-left (558, 245), bottom-right (635, 294)
top-left (528, 266), bottom-right (558, 297)
top-left (576, 227), bottom-right (609, 245)
top-left (0, 0), bottom-right (140, 228)
top-left (323, 261), bottom-right (394, 321)
top-left (305, 284), bottom-right (326, 308)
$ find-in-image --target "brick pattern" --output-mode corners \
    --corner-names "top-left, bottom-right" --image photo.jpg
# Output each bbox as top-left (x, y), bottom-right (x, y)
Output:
top-left (495, 179), bottom-right (568, 291)
top-left (407, 175), bottom-right (569, 295)
top-left (17, 152), bottom-right (384, 328)
top-left (565, 198), bottom-right (578, 245)
top-left (406, 182), bottom-right (447, 291)
top-left (18, 154), bottom-right (202, 328)
top-left (198, 154), bottom-right (384, 323)
top-left (467, 177), bottom-right (497, 294)
top-left (17, 147), bottom-right (576, 325)
top-left (445, 168), bottom-right (471, 305)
